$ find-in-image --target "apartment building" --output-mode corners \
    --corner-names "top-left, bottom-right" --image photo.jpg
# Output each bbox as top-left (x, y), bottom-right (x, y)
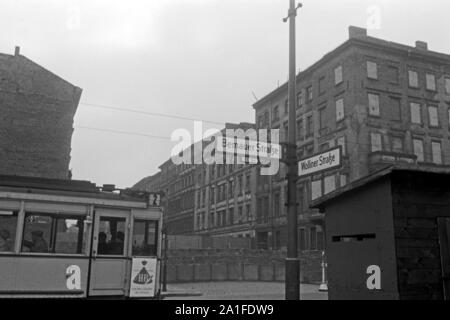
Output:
top-left (252, 26), bottom-right (450, 250)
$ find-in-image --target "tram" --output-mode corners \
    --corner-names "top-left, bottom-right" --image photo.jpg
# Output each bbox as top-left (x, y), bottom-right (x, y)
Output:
top-left (0, 175), bottom-right (163, 299)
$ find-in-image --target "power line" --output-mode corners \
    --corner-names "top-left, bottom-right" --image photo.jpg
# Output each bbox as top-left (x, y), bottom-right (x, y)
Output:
top-left (75, 125), bottom-right (171, 141)
top-left (79, 101), bottom-right (225, 126)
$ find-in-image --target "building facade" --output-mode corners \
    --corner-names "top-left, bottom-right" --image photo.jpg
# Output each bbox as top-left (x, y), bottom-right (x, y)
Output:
top-left (0, 47), bottom-right (82, 180)
top-left (252, 26), bottom-right (450, 250)
top-left (133, 122), bottom-right (258, 238)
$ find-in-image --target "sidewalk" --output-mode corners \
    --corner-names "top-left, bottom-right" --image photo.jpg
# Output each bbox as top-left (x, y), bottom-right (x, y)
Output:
top-left (163, 282), bottom-right (328, 300)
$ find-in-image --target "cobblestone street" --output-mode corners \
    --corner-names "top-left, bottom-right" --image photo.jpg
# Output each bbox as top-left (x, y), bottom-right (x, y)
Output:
top-left (165, 282), bottom-right (328, 300)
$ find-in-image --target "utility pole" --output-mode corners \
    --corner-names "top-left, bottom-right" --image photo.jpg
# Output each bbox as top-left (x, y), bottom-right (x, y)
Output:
top-left (283, 0), bottom-right (302, 300)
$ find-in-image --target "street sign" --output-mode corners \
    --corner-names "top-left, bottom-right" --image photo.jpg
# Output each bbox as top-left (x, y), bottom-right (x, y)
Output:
top-left (298, 146), bottom-right (342, 177)
top-left (216, 136), bottom-right (281, 159)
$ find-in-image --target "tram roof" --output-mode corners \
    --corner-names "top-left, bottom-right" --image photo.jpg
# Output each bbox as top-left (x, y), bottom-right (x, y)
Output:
top-left (0, 175), bottom-right (149, 203)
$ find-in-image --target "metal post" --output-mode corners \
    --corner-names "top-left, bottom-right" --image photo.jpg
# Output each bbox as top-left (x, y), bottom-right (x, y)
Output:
top-left (319, 250), bottom-right (328, 291)
top-left (162, 230), bottom-right (168, 292)
top-left (284, 0), bottom-right (302, 300)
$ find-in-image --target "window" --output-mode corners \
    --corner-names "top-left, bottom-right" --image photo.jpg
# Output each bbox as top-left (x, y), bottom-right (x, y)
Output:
top-left (310, 226), bottom-right (317, 250)
top-left (230, 209), bottom-right (235, 225)
top-left (391, 136), bottom-right (404, 153)
top-left (306, 86), bottom-right (313, 102)
top-left (22, 213), bottom-right (86, 254)
top-left (274, 192), bottom-right (280, 217)
top-left (132, 220), bottom-right (158, 256)
top-left (296, 91), bottom-right (303, 108)
top-left (410, 102), bottom-right (422, 124)
top-left (334, 66), bottom-right (343, 85)
top-left (306, 115), bottom-right (313, 137)
top-left (367, 61), bottom-right (378, 79)
top-left (428, 106), bottom-right (439, 127)
top-left (446, 77), bottom-right (450, 94)
top-left (246, 204), bottom-right (251, 221)
top-left (0, 211), bottom-right (18, 252)
top-left (409, 70), bottom-right (419, 88)
top-left (432, 141), bottom-right (443, 164)
top-left (337, 136), bottom-right (346, 156)
top-left (296, 119), bottom-right (303, 140)
top-left (311, 180), bottom-right (322, 200)
top-left (389, 97), bottom-right (402, 121)
top-left (299, 228), bottom-right (306, 251)
top-left (319, 77), bottom-right (325, 95)
top-left (284, 99), bottom-right (288, 114)
top-left (336, 98), bottom-right (345, 122)
top-left (413, 139), bottom-right (424, 162)
top-left (272, 105), bottom-right (279, 121)
top-left (368, 93), bottom-right (380, 116)
top-left (319, 107), bottom-right (327, 129)
top-left (426, 73), bottom-right (436, 91)
top-left (97, 217), bottom-right (126, 255)
top-left (324, 175), bottom-right (336, 195)
top-left (388, 66), bottom-right (399, 84)
top-left (370, 133), bottom-right (382, 152)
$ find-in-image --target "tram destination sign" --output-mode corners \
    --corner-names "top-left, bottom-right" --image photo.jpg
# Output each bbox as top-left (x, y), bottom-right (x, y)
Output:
top-left (298, 146), bottom-right (342, 177)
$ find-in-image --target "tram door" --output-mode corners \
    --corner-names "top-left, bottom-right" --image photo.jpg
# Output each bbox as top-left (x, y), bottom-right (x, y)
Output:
top-left (88, 209), bottom-right (130, 297)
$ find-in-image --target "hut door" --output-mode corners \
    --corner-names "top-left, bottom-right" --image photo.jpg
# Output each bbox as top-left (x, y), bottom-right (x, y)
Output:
top-left (438, 218), bottom-right (450, 299)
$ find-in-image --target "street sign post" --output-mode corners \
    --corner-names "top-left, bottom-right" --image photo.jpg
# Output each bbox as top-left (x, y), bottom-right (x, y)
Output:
top-left (298, 146), bottom-right (342, 177)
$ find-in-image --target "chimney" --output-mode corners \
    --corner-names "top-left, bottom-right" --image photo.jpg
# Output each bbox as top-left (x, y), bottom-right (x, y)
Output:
top-left (415, 41), bottom-right (428, 50)
top-left (14, 46), bottom-right (20, 56)
top-left (349, 26), bottom-right (367, 39)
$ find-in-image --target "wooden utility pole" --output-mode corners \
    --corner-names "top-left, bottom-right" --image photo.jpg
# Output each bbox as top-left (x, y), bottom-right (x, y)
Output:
top-left (283, 0), bottom-right (302, 300)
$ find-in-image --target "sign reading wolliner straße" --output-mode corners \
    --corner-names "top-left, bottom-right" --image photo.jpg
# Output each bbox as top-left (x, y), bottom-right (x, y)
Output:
top-left (298, 146), bottom-right (342, 177)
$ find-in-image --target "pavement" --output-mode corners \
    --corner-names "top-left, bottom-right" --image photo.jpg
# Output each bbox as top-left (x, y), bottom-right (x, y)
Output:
top-left (162, 282), bottom-right (328, 300)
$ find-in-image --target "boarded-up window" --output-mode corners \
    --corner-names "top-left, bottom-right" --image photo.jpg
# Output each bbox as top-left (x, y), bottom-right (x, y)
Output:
top-left (324, 175), bottom-right (336, 195)
top-left (337, 136), bottom-right (346, 155)
top-left (370, 133), bottom-right (382, 152)
top-left (410, 102), bottom-right (422, 124)
top-left (391, 136), bottom-right (404, 153)
top-left (367, 61), bottom-right (378, 79)
top-left (413, 139), bottom-right (424, 162)
top-left (428, 106), bottom-right (439, 127)
top-left (409, 70), bottom-right (419, 87)
top-left (335, 66), bottom-right (343, 85)
top-left (336, 98), bottom-right (344, 122)
top-left (432, 141), bottom-right (442, 164)
top-left (368, 93), bottom-right (380, 116)
top-left (311, 180), bottom-right (322, 200)
top-left (446, 77), bottom-right (450, 94)
top-left (426, 73), bottom-right (436, 91)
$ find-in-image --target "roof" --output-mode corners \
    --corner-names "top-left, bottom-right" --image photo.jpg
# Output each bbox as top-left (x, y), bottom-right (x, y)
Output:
top-left (310, 165), bottom-right (450, 210)
top-left (253, 27), bottom-right (450, 110)
top-left (0, 175), bottom-right (149, 204)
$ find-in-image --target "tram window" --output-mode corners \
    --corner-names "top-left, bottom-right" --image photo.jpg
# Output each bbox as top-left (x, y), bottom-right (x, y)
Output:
top-left (22, 214), bottom-right (52, 253)
top-left (22, 213), bottom-right (86, 254)
top-left (0, 211), bottom-right (18, 252)
top-left (98, 217), bottom-right (126, 256)
top-left (55, 218), bottom-right (86, 254)
top-left (132, 220), bottom-right (158, 256)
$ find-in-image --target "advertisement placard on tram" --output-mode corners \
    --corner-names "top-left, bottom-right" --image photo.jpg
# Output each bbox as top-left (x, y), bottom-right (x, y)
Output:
top-left (129, 257), bottom-right (157, 297)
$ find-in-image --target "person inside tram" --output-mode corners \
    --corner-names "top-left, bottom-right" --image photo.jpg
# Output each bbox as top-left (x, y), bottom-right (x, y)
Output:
top-left (109, 231), bottom-right (124, 255)
top-left (0, 229), bottom-right (11, 252)
top-left (23, 230), bottom-right (49, 253)
top-left (97, 231), bottom-right (108, 254)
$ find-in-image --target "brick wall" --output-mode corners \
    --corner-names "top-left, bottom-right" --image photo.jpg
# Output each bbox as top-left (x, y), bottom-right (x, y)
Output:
top-left (0, 52), bottom-right (81, 179)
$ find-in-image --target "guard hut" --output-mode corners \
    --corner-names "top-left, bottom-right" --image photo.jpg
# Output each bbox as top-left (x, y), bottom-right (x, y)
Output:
top-left (311, 166), bottom-right (450, 300)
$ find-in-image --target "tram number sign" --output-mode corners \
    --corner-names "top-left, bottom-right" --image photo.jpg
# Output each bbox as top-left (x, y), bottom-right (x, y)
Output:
top-left (130, 258), bottom-right (157, 298)
top-left (298, 146), bottom-right (342, 177)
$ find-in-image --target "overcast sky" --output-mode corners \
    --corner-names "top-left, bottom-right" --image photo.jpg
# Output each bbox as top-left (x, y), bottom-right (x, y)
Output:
top-left (1, 0), bottom-right (449, 188)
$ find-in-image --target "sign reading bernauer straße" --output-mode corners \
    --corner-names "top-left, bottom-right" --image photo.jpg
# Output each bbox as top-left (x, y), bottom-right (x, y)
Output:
top-left (298, 146), bottom-right (342, 177)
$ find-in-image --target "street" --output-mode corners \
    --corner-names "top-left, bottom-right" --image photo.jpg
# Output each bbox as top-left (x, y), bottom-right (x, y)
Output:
top-left (165, 282), bottom-right (328, 300)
